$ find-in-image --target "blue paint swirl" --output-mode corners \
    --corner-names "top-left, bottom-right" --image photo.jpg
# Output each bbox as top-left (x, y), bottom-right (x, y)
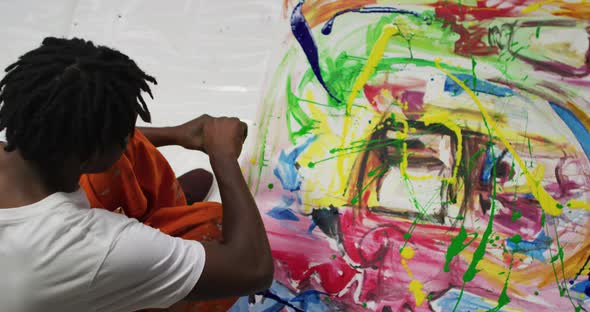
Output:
top-left (274, 136), bottom-right (317, 191)
top-left (291, 1), bottom-right (340, 102)
top-left (267, 196), bottom-right (300, 221)
top-left (267, 207), bottom-right (300, 221)
top-left (321, 6), bottom-right (421, 35)
top-left (550, 102), bottom-right (590, 160)
top-left (291, 2), bottom-right (422, 103)
top-left (505, 231), bottom-right (552, 262)
top-left (444, 74), bottom-right (514, 97)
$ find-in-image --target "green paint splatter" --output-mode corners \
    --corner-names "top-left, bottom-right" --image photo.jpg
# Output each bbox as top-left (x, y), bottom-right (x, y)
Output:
top-left (467, 148), bottom-right (486, 173)
top-left (285, 76), bottom-right (318, 144)
top-left (534, 291), bottom-right (539, 296)
top-left (350, 159), bottom-right (396, 205)
top-left (312, 139), bottom-right (403, 169)
top-left (536, 26), bottom-right (541, 38)
top-left (544, 218), bottom-right (581, 310)
top-left (490, 257), bottom-right (513, 311)
top-left (509, 234), bottom-right (522, 244)
top-left (307, 162), bottom-right (315, 168)
top-left (462, 148), bottom-right (498, 283)
top-left (511, 211), bottom-right (522, 222)
top-left (556, 203), bottom-right (563, 209)
top-left (267, 183), bottom-right (274, 190)
top-left (403, 232), bottom-right (411, 240)
top-left (492, 285), bottom-right (511, 311)
top-left (452, 285), bottom-right (466, 312)
top-left (362, 302), bottom-right (367, 308)
top-left (444, 226), bottom-right (478, 272)
top-left (400, 216), bottom-right (421, 252)
top-left (331, 254), bottom-right (337, 260)
top-left (553, 222), bottom-right (573, 298)
top-left (509, 158), bottom-right (516, 180)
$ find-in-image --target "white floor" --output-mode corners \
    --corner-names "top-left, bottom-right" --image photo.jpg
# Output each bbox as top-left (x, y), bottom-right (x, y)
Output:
top-left (0, 0), bottom-right (285, 201)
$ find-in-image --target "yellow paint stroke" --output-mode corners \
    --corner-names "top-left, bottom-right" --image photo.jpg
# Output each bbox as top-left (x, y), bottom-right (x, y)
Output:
top-left (409, 280), bottom-right (426, 306)
top-left (434, 58), bottom-right (590, 216)
top-left (401, 245), bottom-right (415, 260)
top-left (396, 114), bottom-right (427, 181)
top-left (338, 24), bottom-right (399, 188)
top-left (521, 0), bottom-right (555, 14)
top-left (395, 112), bottom-right (463, 184)
top-left (565, 101), bottom-right (590, 132)
top-left (568, 199), bottom-right (590, 211)
top-left (345, 24), bottom-right (399, 116)
top-left (424, 114), bottom-right (462, 184)
top-left (300, 89), bottom-right (349, 211)
top-left (400, 246), bottom-right (426, 306)
top-left (522, 0), bottom-right (590, 19)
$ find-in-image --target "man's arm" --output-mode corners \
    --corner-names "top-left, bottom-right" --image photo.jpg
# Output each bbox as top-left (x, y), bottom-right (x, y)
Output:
top-left (139, 115), bottom-right (272, 299)
top-left (138, 115), bottom-right (214, 150)
top-left (183, 117), bottom-right (273, 300)
top-left (137, 126), bottom-right (180, 147)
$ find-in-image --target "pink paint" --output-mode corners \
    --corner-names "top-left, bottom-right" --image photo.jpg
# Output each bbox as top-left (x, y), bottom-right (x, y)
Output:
top-left (363, 78), bottom-right (426, 117)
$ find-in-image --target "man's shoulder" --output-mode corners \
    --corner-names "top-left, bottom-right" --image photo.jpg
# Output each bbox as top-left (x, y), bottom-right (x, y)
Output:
top-left (76, 207), bottom-right (138, 238)
top-left (44, 190), bottom-right (136, 232)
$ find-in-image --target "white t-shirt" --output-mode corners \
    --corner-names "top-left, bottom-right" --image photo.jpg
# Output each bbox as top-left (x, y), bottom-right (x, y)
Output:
top-left (0, 189), bottom-right (206, 312)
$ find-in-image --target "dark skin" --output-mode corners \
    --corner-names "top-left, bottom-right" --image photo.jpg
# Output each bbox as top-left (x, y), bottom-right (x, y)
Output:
top-left (0, 114), bottom-right (273, 300)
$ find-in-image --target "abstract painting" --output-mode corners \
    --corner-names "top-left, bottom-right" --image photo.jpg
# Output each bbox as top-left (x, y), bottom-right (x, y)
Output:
top-left (240, 1), bottom-right (590, 311)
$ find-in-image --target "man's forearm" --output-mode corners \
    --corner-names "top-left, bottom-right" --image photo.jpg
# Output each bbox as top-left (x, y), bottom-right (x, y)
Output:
top-left (137, 126), bottom-right (180, 147)
top-left (209, 155), bottom-right (273, 270)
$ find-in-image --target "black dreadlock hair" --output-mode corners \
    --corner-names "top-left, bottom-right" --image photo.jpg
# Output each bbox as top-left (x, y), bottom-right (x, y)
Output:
top-left (0, 37), bottom-right (155, 169)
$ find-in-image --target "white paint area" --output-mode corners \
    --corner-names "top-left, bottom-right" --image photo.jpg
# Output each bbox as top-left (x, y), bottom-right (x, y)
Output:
top-left (0, 0), bottom-right (285, 201)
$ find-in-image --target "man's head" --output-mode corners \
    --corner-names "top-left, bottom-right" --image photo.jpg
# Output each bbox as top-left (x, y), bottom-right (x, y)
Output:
top-left (0, 37), bottom-right (155, 174)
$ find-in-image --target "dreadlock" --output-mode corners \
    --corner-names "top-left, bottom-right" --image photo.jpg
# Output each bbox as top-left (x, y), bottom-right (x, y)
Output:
top-left (0, 37), bottom-right (156, 169)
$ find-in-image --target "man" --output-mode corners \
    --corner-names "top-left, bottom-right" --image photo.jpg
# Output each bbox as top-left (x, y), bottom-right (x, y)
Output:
top-left (0, 37), bottom-right (273, 311)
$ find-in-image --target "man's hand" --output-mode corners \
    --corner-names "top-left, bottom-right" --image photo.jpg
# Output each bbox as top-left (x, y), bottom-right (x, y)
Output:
top-left (201, 117), bottom-right (248, 159)
top-left (173, 115), bottom-right (212, 152)
top-left (174, 115), bottom-right (247, 156)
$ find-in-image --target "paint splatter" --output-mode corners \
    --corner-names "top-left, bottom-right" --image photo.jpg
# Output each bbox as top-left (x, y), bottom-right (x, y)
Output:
top-left (242, 1), bottom-right (590, 311)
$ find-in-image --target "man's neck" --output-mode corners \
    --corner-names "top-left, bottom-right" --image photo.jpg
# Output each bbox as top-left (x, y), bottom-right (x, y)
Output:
top-left (0, 145), bottom-right (80, 208)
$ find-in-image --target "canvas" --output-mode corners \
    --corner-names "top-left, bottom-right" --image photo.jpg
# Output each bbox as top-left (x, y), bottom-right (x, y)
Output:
top-left (239, 1), bottom-right (590, 311)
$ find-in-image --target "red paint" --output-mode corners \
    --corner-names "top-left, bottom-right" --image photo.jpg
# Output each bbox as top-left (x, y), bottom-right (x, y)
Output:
top-left (429, 0), bottom-right (531, 56)
top-left (362, 190), bottom-right (371, 206)
top-left (430, 0), bottom-right (533, 21)
top-left (363, 79), bottom-right (426, 116)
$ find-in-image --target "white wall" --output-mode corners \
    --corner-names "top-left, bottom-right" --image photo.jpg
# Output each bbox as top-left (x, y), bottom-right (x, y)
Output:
top-left (0, 0), bottom-right (285, 200)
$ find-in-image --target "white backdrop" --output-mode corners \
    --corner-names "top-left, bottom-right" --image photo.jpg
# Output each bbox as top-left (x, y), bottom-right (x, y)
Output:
top-left (0, 0), bottom-right (285, 200)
